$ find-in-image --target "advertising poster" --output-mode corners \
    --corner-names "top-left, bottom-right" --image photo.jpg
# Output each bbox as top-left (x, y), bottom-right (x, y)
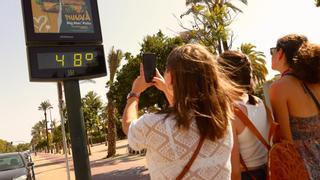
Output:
top-left (31, 0), bottom-right (94, 33)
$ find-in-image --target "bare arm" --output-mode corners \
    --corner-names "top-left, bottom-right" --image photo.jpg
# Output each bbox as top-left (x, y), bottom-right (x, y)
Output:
top-left (122, 64), bottom-right (152, 135)
top-left (231, 120), bottom-right (241, 180)
top-left (269, 82), bottom-right (293, 142)
top-left (122, 97), bottom-right (139, 135)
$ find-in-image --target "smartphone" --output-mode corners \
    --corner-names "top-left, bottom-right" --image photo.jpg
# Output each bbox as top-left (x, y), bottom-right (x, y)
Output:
top-left (142, 53), bottom-right (156, 83)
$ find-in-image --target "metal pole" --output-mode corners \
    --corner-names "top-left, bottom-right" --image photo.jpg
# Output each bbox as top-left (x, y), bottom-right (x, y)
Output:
top-left (57, 82), bottom-right (71, 180)
top-left (63, 80), bottom-right (91, 180)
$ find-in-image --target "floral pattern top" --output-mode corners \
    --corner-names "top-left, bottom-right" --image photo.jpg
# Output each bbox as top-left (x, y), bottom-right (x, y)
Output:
top-left (290, 114), bottom-right (320, 179)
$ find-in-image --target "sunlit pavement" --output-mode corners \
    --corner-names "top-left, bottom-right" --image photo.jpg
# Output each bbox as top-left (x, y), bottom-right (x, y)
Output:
top-left (32, 139), bottom-right (150, 180)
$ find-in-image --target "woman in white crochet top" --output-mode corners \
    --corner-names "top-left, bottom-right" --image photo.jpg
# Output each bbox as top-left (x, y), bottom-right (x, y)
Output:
top-left (122, 44), bottom-right (242, 180)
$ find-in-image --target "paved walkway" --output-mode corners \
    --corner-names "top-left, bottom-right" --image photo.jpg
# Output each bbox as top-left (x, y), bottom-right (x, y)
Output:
top-left (32, 139), bottom-right (150, 180)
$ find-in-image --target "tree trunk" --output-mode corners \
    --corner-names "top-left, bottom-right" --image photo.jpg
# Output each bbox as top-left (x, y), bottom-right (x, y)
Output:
top-left (44, 111), bottom-right (50, 153)
top-left (85, 131), bottom-right (91, 155)
top-left (222, 40), bottom-right (229, 52)
top-left (106, 102), bottom-right (116, 157)
top-left (217, 40), bottom-right (222, 54)
top-left (67, 140), bottom-right (71, 155)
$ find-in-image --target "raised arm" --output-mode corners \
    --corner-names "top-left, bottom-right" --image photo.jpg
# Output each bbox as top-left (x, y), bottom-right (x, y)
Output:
top-left (122, 64), bottom-right (152, 135)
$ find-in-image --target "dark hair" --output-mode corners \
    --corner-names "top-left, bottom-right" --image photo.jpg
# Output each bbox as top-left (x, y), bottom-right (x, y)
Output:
top-left (277, 34), bottom-right (320, 83)
top-left (166, 44), bottom-right (242, 141)
top-left (218, 50), bottom-right (258, 105)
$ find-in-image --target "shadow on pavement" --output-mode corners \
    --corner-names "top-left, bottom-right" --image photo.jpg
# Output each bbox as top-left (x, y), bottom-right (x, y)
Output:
top-left (96, 144), bottom-right (128, 153)
top-left (92, 166), bottom-right (150, 180)
top-left (90, 154), bottom-right (145, 168)
top-left (35, 158), bottom-right (71, 168)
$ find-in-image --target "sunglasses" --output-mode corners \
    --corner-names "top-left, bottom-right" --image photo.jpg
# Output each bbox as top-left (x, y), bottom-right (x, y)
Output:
top-left (270, 47), bottom-right (277, 55)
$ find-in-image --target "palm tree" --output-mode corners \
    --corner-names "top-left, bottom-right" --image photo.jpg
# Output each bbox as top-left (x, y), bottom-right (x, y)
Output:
top-left (38, 100), bottom-right (52, 153)
top-left (106, 47), bottom-right (123, 157)
top-left (82, 91), bottom-right (103, 155)
top-left (180, 0), bottom-right (248, 53)
top-left (31, 120), bottom-right (46, 152)
top-left (240, 43), bottom-right (268, 85)
top-left (31, 121), bottom-right (45, 143)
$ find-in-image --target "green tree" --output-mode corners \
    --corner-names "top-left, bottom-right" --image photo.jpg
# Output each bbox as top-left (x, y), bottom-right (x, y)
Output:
top-left (16, 143), bottom-right (30, 152)
top-left (316, 0), bottom-right (320, 7)
top-left (38, 100), bottom-right (52, 153)
top-left (109, 31), bottom-right (185, 119)
top-left (180, 0), bottom-right (247, 53)
top-left (82, 91), bottom-right (103, 155)
top-left (240, 43), bottom-right (268, 85)
top-left (106, 47), bottom-right (123, 157)
top-left (31, 120), bottom-right (46, 145)
top-left (0, 139), bottom-right (15, 153)
top-left (52, 124), bottom-right (63, 153)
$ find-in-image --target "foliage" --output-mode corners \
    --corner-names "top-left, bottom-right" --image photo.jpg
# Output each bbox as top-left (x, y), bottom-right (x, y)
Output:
top-left (240, 43), bottom-right (268, 85)
top-left (35, 139), bottom-right (48, 150)
top-left (180, 0), bottom-right (247, 53)
top-left (109, 31), bottom-right (185, 115)
top-left (105, 46), bottom-right (124, 157)
top-left (31, 120), bottom-right (46, 144)
top-left (107, 47), bottom-right (124, 84)
top-left (316, 0), bottom-right (320, 7)
top-left (38, 100), bottom-right (52, 152)
top-left (52, 125), bottom-right (63, 144)
top-left (38, 101), bottom-right (52, 113)
top-left (0, 139), bottom-right (14, 153)
top-left (0, 139), bottom-right (30, 153)
top-left (81, 91), bottom-right (104, 135)
top-left (16, 143), bottom-right (30, 152)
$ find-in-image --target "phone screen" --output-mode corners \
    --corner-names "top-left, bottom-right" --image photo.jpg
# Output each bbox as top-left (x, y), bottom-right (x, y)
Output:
top-left (142, 53), bottom-right (156, 83)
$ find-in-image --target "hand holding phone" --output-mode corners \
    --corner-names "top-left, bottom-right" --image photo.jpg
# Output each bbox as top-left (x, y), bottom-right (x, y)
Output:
top-left (142, 53), bottom-right (156, 83)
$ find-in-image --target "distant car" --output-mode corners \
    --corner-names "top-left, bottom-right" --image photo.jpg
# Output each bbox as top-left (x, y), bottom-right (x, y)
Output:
top-left (22, 151), bottom-right (31, 163)
top-left (0, 152), bottom-right (34, 180)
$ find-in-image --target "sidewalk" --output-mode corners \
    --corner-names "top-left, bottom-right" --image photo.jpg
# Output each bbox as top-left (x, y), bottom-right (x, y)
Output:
top-left (32, 139), bottom-right (149, 180)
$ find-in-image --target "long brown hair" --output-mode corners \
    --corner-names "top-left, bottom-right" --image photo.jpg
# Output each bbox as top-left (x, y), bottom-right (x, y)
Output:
top-left (166, 44), bottom-right (241, 141)
top-left (277, 34), bottom-right (320, 83)
top-left (218, 50), bottom-right (258, 105)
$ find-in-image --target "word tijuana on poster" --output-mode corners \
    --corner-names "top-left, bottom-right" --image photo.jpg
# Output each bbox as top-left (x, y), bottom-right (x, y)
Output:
top-left (31, 0), bottom-right (94, 33)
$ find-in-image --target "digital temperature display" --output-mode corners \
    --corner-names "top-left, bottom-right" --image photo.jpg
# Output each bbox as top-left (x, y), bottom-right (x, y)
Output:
top-left (27, 45), bottom-right (106, 81)
top-left (37, 52), bottom-right (99, 69)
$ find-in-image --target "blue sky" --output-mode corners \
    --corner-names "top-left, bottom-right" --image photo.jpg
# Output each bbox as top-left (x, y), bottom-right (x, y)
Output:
top-left (0, 0), bottom-right (319, 143)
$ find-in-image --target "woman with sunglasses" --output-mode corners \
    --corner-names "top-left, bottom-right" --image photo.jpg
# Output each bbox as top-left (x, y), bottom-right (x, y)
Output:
top-left (269, 34), bottom-right (320, 178)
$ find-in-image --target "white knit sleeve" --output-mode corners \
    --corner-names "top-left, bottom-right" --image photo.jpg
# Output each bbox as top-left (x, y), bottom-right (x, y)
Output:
top-left (128, 115), bottom-right (148, 150)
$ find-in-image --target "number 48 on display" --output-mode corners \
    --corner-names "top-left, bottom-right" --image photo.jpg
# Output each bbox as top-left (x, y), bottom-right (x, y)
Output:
top-left (56, 52), bottom-right (94, 67)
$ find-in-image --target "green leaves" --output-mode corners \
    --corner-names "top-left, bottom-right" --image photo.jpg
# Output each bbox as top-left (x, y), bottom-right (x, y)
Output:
top-left (181, 0), bottom-right (247, 53)
top-left (240, 43), bottom-right (268, 85)
top-left (108, 31), bottom-right (185, 115)
top-left (108, 47), bottom-right (124, 84)
top-left (38, 100), bottom-right (52, 112)
top-left (0, 139), bottom-right (15, 153)
top-left (81, 91), bottom-right (103, 133)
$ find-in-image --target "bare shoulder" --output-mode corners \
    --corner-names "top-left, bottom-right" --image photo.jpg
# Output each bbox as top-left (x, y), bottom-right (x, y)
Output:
top-left (269, 76), bottom-right (297, 97)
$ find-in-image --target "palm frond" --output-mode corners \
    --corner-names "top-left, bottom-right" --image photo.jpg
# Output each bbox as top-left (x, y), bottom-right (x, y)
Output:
top-left (224, 2), bottom-right (243, 13)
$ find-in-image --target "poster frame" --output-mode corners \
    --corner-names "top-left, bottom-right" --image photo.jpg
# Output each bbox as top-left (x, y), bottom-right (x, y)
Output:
top-left (21, 0), bottom-right (103, 44)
